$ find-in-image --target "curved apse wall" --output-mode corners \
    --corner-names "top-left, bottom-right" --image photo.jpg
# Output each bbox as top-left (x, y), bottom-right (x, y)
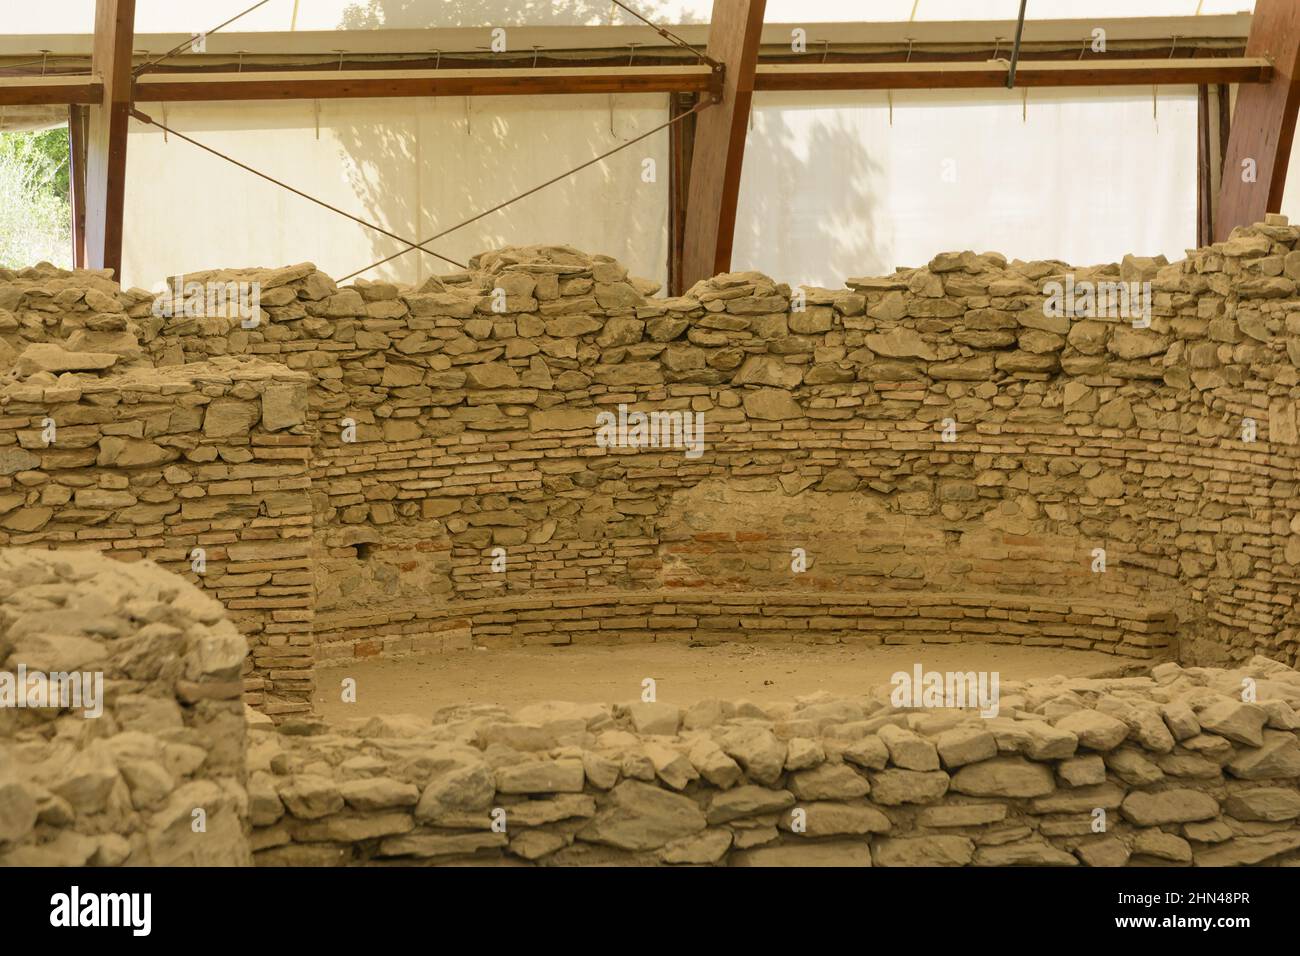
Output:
top-left (2, 219), bottom-right (1299, 715)
top-left (145, 222), bottom-right (1300, 671)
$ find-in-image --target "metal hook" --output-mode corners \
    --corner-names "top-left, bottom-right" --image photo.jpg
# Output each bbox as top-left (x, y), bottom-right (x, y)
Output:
top-left (821, 39), bottom-right (830, 64)
top-left (905, 38), bottom-right (914, 63)
top-left (533, 46), bottom-right (542, 69)
top-left (39, 50), bottom-right (50, 75)
top-left (627, 42), bottom-right (640, 67)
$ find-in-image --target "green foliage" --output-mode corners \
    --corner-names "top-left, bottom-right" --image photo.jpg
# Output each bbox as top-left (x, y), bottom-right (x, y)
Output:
top-left (0, 127), bottom-right (73, 269)
top-left (0, 127), bottom-right (70, 201)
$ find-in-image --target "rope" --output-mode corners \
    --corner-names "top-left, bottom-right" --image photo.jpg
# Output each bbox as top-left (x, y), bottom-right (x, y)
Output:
top-left (134, 0), bottom-right (275, 77)
top-left (608, 0), bottom-right (720, 69)
top-left (129, 108), bottom-right (467, 270)
top-left (338, 98), bottom-right (711, 282)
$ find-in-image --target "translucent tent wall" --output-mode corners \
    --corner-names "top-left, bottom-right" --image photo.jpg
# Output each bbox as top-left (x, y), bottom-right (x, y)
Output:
top-left (8, 1), bottom-right (1260, 33)
top-left (2, 0), bottom-right (1274, 288)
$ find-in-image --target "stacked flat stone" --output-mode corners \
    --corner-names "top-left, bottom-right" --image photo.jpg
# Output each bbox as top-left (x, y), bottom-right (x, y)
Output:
top-left (148, 232), bottom-right (1300, 668)
top-left (0, 548), bottom-right (250, 866)
top-left (0, 356), bottom-right (313, 714)
top-left (252, 654), bottom-right (1300, 867)
top-left (4, 223), bottom-right (1300, 703)
top-left (4, 548), bottom-right (1296, 868)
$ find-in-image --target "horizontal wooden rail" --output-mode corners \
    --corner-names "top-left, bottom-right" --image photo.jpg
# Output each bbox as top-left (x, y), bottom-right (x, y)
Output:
top-left (0, 57), bottom-right (1271, 106)
top-left (133, 64), bottom-right (720, 102)
top-left (755, 56), bottom-right (1273, 91)
top-left (0, 75), bottom-right (102, 105)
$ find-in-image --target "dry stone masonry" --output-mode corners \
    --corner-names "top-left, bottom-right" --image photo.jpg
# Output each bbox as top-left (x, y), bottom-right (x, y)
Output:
top-left (2, 217), bottom-right (1300, 717)
top-left (250, 652), bottom-right (1300, 866)
top-left (0, 549), bottom-right (250, 866)
top-left (6, 203), bottom-right (1300, 866)
top-left (6, 549), bottom-right (1299, 868)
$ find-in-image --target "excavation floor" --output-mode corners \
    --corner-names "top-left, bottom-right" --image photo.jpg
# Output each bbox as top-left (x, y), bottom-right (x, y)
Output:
top-left (314, 642), bottom-right (1130, 722)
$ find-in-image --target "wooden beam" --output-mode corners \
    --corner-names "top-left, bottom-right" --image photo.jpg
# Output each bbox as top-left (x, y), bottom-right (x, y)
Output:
top-left (681, 0), bottom-right (765, 290)
top-left (134, 65), bottom-right (718, 102)
top-left (69, 105), bottom-right (88, 268)
top-left (668, 92), bottom-right (698, 297)
top-left (0, 56), bottom-right (1262, 108)
top-left (1216, 0), bottom-right (1300, 241)
top-left (755, 57), bottom-right (1272, 91)
top-left (1198, 85), bottom-right (1213, 247)
top-left (84, 0), bottom-right (135, 279)
top-left (0, 76), bottom-right (102, 106)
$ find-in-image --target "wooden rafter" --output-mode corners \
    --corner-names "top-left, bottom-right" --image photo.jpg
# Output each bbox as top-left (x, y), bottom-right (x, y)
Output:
top-left (680, 0), bottom-right (766, 291)
top-left (1216, 0), bottom-right (1300, 240)
top-left (0, 57), bottom-right (1273, 107)
top-left (755, 57), bottom-right (1271, 91)
top-left (84, 0), bottom-right (135, 278)
top-left (133, 65), bottom-right (719, 101)
top-left (0, 76), bottom-right (103, 106)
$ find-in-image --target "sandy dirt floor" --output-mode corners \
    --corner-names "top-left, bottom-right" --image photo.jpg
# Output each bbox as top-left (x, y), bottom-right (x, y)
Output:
top-left (314, 642), bottom-right (1134, 722)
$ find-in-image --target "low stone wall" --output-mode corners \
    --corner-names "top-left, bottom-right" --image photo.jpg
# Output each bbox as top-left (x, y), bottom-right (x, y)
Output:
top-left (3, 547), bottom-right (1296, 868)
top-left (0, 548), bottom-right (251, 866)
top-left (116, 228), bottom-right (1300, 668)
top-left (8, 220), bottom-right (1300, 698)
top-left (0, 354), bottom-right (315, 715)
top-left (312, 588), bottom-right (1176, 663)
top-left (251, 655), bottom-right (1300, 867)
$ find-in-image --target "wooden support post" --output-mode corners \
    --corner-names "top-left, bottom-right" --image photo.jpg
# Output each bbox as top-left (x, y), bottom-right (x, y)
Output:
top-left (1215, 0), bottom-right (1300, 241)
top-left (680, 0), bottom-right (766, 290)
top-left (1198, 85), bottom-right (1213, 247)
top-left (668, 92), bottom-right (698, 296)
top-left (84, 0), bottom-right (136, 278)
top-left (69, 105), bottom-right (89, 268)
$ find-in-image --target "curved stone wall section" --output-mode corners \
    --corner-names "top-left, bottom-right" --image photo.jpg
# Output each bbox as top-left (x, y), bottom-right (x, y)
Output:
top-left (2, 549), bottom-right (1294, 869)
top-left (122, 232), bottom-right (1298, 667)
top-left (310, 589), bottom-right (1175, 660)
top-left (251, 655), bottom-right (1300, 867)
top-left (5, 224), bottom-right (1300, 673)
top-left (0, 548), bottom-right (251, 866)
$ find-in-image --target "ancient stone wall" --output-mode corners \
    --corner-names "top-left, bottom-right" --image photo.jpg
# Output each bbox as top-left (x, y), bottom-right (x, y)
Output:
top-left (250, 654), bottom-right (1300, 867)
top-left (0, 548), bottom-right (251, 866)
top-left (125, 230), bottom-right (1300, 669)
top-left (5, 220), bottom-right (1300, 696)
top-left (6, 551), bottom-right (1297, 869)
top-left (0, 268), bottom-right (314, 715)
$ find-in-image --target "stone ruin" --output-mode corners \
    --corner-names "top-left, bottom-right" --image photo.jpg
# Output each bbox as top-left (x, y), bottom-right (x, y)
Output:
top-left (2, 545), bottom-right (1300, 866)
top-left (3, 218), bottom-right (1300, 864)
top-left (0, 549), bottom-right (249, 865)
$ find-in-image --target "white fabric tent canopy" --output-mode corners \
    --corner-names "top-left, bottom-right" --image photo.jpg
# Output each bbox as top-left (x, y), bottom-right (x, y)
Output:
top-left (5, 1), bottom-right (1259, 33)
top-left (0, 0), bottom-right (1273, 288)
